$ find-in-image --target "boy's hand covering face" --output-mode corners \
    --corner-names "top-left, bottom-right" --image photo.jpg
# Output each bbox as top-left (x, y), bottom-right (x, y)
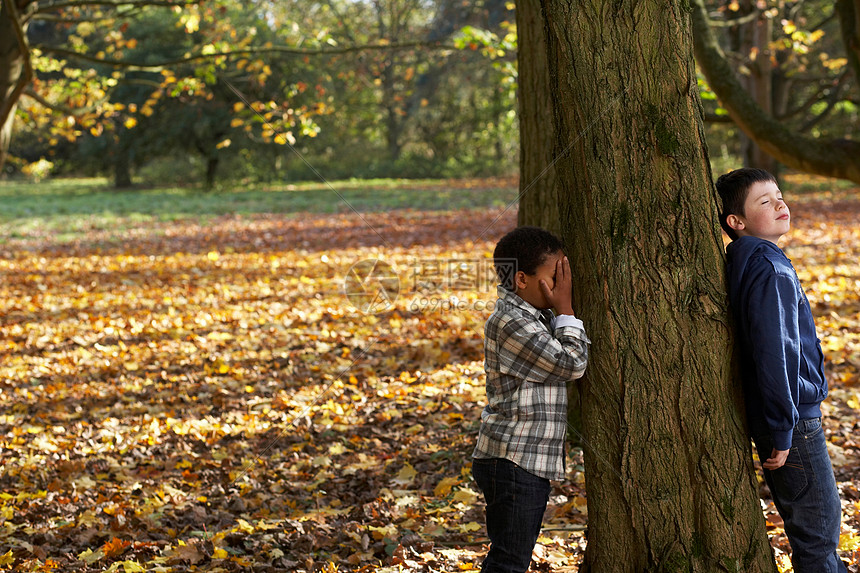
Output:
top-left (539, 256), bottom-right (575, 316)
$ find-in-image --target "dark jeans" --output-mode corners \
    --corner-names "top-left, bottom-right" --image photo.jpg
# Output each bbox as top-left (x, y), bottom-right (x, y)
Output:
top-left (472, 458), bottom-right (551, 573)
top-left (751, 417), bottom-right (848, 573)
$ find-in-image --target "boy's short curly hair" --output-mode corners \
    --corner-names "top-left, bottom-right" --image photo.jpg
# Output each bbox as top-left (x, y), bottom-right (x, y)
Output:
top-left (493, 226), bottom-right (564, 291)
top-left (715, 168), bottom-right (777, 240)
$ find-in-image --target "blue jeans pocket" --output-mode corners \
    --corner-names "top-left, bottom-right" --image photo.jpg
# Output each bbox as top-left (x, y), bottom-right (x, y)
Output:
top-left (771, 447), bottom-right (809, 501)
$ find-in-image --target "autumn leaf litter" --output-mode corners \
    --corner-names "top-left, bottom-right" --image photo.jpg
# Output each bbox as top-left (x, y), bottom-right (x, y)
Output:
top-left (0, 181), bottom-right (858, 572)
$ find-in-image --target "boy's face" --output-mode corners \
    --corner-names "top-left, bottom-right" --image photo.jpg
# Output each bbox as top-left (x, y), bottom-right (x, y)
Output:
top-left (727, 180), bottom-right (790, 243)
top-left (515, 250), bottom-right (565, 310)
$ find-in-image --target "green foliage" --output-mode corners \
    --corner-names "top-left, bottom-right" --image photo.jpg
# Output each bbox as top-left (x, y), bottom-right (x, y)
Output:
top-left (700, 0), bottom-right (858, 169)
top-left (10, 0), bottom-right (518, 186)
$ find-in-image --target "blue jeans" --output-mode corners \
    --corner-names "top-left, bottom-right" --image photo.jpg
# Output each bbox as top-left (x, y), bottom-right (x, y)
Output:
top-left (472, 458), bottom-right (551, 573)
top-left (751, 418), bottom-right (847, 573)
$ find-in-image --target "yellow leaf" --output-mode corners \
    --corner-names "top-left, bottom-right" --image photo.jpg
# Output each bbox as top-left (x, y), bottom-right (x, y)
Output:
top-left (838, 532), bottom-right (860, 551)
top-left (124, 117), bottom-right (137, 129)
top-left (434, 476), bottom-right (459, 497)
top-left (79, 547), bottom-right (104, 564)
top-left (459, 521), bottom-right (482, 533)
top-left (213, 548), bottom-right (228, 559)
top-left (391, 463), bottom-right (417, 485)
top-left (236, 518), bottom-right (254, 534)
top-left (0, 550), bottom-right (13, 566)
top-left (452, 488), bottom-right (478, 504)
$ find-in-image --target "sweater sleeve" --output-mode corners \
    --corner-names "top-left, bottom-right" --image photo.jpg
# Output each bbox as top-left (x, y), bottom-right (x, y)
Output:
top-left (496, 314), bottom-right (589, 385)
top-left (745, 270), bottom-right (801, 451)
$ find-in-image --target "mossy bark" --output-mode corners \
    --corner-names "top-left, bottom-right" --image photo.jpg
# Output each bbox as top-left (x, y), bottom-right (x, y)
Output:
top-left (531, 0), bottom-right (779, 570)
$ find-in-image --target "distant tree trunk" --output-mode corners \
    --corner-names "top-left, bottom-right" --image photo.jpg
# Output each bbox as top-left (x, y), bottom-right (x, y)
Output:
top-left (837, 0), bottom-right (860, 84)
top-left (382, 60), bottom-right (403, 162)
top-left (532, 0), bottom-right (778, 569)
top-left (0, 0), bottom-right (32, 172)
top-left (692, 0), bottom-right (860, 183)
top-left (205, 156), bottom-right (219, 190)
top-left (515, 0), bottom-right (560, 237)
top-left (733, 3), bottom-right (780, 176)
top-left (113, 149), bottom-right (132, 189)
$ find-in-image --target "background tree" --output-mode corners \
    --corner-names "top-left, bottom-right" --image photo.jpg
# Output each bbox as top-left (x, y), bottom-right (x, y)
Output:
top-left (697, 0), bottom-right (859, 177)
top-left (518, 0), bottom-right (779, 569)
top-left (3, 0), bottom-right (519, 185)
top-left (514, 0), bottom-right (559, 235)
top-left (692, 0), bottom-right (860, 183)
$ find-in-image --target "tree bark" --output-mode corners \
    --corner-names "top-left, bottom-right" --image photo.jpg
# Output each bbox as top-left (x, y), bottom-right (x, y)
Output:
top-left (536, 0), bottom-right (777, 570)
top-left (113, 148), bottom-right (133, 189)
top-left (0, 0), bottom-right (32, 172)
top-left (837, 0), bottom-right (860, 85)
top-left (515, 0), bottom-right (560, 236)
top-left (691, 0), bottom-right (860, 184)
top-left (733, 3), bottom-right (780, 176)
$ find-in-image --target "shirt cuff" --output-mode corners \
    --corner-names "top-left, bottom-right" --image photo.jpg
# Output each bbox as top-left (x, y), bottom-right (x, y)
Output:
top-left (553, 314), bottom-right (584, 331)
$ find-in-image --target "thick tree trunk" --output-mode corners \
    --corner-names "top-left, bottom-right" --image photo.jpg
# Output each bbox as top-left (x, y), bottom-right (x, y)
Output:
top-left (537, 0), bottom-right (777, 570)
top-left (515, 0), bottom-right (560, 236)
top-left (691, 0), bottom-right (860, 184)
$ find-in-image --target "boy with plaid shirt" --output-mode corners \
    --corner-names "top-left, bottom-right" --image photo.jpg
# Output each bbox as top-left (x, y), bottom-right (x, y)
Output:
top-left (472, 227), bottom-right (590, 573)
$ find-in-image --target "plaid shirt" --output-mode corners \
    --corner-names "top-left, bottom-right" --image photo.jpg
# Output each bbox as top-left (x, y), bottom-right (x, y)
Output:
top-left (473, 286), bottom-right (590, 480)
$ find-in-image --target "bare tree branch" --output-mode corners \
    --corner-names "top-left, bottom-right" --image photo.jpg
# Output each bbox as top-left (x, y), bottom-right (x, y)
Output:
top-left (33, 0), bottom-right (200, 13)
top-left (35, 40), bottom-right (456, 71)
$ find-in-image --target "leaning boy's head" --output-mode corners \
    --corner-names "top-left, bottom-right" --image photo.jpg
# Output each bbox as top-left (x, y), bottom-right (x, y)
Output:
top-left (493, 226), bottom-right (564, 308)
top-left (716, 168), bottom-right (787, 242)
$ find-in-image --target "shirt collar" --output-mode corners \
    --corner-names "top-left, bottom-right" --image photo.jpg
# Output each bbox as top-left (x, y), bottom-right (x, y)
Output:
top-left (496, 285), bottom-right (551, 322)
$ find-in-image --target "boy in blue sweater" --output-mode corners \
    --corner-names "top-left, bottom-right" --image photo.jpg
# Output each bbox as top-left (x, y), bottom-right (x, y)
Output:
top-left (717, 168), bottom-right (847, 572)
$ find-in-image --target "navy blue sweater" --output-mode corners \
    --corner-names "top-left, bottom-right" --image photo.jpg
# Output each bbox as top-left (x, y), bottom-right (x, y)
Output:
top-left (725, 236), bottom-right (828, 451)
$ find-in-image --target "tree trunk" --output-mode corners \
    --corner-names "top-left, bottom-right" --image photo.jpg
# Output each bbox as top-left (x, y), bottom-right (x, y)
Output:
top-left (113, 149), bottom-right (133, 189)
top-left (536, 0), bottom-right (777, 570)
top-left (734, 4), bottom-right (780, 176)
top-left (0, 0), bottom-right (32, 172)
top-left (205, 155), bottom-right (219, 190)
top-left (691, 0), bottom-right (860, 184)
top-left (515, 0), bottom-right (560, 236)
top-left (837, 0), bottom-right (860, 85)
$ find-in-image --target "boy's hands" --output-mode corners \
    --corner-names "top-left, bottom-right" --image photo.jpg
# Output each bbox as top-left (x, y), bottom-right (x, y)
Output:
top-left (540, 256), bottom-right (575, 316)
top-left (763, 448), bottom-right (789, 470)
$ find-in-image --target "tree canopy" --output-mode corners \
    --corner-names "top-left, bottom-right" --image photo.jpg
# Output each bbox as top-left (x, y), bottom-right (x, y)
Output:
top-left (2, 0), bottom-right (517, 185)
